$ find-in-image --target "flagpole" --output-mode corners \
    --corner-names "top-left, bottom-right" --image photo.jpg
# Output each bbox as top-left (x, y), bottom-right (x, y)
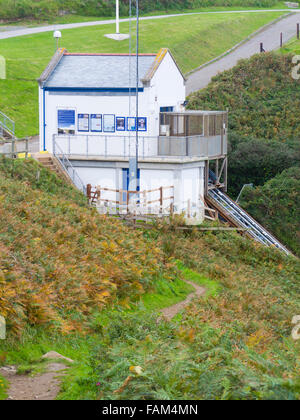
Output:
top-left (116, 0), bottom-right (120, 34)
top-left (135, 0), bottom-right (139, 189)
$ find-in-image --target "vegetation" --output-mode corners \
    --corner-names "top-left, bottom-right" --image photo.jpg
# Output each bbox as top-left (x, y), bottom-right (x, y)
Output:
top-left (0, 1), bottom-right (282, 21)
top-left (241, 167), bottom-right (300, 256)
top-left (188, 52), bottom-right (300, 255)
top-left (0, 157), bottom-right (177, 335)
top-left (0, 159), bottom-right (299, 400)
top-left (0, 11), bottom-right (284, 137)
top-left (188, 53), bottom-right (300, 141)
top-left (281, 37), bottom-right (300, 55)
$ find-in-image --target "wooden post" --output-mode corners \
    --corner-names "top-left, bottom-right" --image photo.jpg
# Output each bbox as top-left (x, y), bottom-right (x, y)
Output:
top-left (187, 199), bottom-right (191, 219)
top-left (160, 186), bottom-right (163, 214)
top-left (280, 32), bottom-right (283, 48)
top-left (96, 186), bottom-right (101, 202)
top-left (11, 138), bottom-right (15, 158)
top-left (87, 184), bottom-right (92, 201)
top-left (25, 137), bottom-right (29, 159)
top-left (297, 23), bottom-right (299, 40)
top-left (170, 202), bottom-right (174, 216)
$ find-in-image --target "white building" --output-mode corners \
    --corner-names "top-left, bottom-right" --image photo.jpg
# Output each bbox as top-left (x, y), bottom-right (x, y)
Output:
top-left (38, 48), bottom-right (228, 222)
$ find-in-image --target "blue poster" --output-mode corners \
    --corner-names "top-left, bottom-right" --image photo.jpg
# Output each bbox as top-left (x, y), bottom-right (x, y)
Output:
top-left (58, 109), bottom-right (75, 135)
top-left (138, 117), bottom-right (147, 132)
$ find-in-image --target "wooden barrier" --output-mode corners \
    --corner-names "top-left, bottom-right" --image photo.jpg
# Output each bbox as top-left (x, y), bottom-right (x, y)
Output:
top-left (87, 184), bottom-right (175, 214)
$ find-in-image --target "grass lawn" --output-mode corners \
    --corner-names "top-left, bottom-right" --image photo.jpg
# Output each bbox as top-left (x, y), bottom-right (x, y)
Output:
top-left (0, 11), bottom-right (284, 137)
top-left (281, 37), bottom-right (300, 54)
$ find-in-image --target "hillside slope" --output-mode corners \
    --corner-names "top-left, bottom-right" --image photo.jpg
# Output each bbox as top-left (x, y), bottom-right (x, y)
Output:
top-left (0, 158), bottom-right (299, 400)
top-left (0, 157), bottom-right (176, 335)
top-left (188, 53), bottom-right (300, 141)
top-left (188, 53), bottom-right (300, 255)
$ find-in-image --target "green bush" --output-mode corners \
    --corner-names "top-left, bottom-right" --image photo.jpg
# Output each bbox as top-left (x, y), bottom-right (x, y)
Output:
top-left (240, 167), bottom-right (300, 256)
top-left (228, 134), bottom-right (299, 197)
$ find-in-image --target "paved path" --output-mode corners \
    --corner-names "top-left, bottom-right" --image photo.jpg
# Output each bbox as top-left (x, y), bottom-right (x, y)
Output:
top-left (186, 13), bottom-right (300, 94)
top-left (0, 9), bottom-right (298, 40)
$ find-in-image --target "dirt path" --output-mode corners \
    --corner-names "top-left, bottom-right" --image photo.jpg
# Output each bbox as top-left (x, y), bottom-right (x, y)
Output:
top-left (0, 363), bottom-right (68, 400)
top-left (0, 352), bottom-right (73, 401)
top-left (159, 280), bottom-right (206, 322)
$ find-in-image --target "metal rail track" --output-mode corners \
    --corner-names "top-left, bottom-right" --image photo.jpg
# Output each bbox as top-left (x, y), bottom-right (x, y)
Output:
top-left (207, 187), bottom-right (291, 256)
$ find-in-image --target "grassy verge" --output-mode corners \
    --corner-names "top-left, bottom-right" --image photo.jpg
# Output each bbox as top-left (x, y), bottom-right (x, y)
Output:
top-left (281, 37), bottom-right (300, 54)
top-left (0, 11), bottom-right (284, 137)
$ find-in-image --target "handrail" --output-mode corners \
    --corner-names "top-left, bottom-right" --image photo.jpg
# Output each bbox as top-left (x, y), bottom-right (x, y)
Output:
top-left (53, 137), bottom-right (86, 195)
top-left (208, 188), bottom-right (291, 256)
top-left (0, 111), bottom-right (15, 137)
top-left (53, 133), bottom-right (227, 160)
top-left (0, 137), bottom-right (30, 158)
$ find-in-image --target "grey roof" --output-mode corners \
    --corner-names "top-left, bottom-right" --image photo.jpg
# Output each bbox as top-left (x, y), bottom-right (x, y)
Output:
top-left (44, 54), bottom-right (157, 89)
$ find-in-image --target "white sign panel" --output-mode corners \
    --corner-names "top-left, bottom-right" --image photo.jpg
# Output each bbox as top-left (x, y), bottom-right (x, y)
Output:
top-left (78, 114), bottom-right (89, 132)
top-left (91, 114), bottom-right (102, 132)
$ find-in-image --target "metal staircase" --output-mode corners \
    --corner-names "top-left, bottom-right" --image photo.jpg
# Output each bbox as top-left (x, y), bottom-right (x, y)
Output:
top-left (206, 186), bottom-right (291, 256)
top-left (0, 111), bottom-right (15, 139)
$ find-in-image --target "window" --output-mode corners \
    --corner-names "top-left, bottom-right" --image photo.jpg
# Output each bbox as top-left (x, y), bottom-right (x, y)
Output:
top-left (160, 106), bottom-right (174, 113)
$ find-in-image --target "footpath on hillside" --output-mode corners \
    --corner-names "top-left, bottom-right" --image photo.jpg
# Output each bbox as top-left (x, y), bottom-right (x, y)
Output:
top-left (1, 280), bottom-right (206, 400)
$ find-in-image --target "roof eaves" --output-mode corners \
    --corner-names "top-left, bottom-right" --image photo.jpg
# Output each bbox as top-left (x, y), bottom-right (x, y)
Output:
top-left (37, 48), bottom-right (67, 87)
top-left (141, 48), bottom-right (186, 83)
top-left (63, 53), bottom-right (157, 57)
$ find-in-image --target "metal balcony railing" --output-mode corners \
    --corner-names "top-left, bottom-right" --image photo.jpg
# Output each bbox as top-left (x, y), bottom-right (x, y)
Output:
top-left (53, 133), bottom-right (227, 160)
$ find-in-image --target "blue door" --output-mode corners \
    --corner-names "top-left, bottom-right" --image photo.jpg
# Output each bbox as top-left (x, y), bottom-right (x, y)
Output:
top-left (122, 169), bottom-right (140, 203)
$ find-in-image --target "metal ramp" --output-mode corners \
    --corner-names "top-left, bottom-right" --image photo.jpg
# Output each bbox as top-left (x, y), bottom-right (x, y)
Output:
top-left (206, 187), bottom-right (291, 256)
top-left (0, 111), bottom-right (15, 139)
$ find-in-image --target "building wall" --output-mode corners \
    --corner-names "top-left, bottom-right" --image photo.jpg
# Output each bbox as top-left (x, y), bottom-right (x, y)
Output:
top-left (40, 51), bottom-right (186, 154)
top-left (70, 160), bottom-right (205, 221)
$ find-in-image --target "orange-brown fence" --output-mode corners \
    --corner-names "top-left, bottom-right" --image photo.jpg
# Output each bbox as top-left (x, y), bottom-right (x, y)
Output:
top-left (87, 184), bottom-right (175, 214)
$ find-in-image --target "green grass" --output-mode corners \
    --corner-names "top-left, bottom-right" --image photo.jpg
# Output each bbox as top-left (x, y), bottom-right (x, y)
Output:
top-left (281, 37), bottom-right (300, 54)
top-left (177, 261), bottom-right (220, 297)
top-left (0, 11), bottom-right (284, 137)
top-left (0, 375), bottom-right (8, 399)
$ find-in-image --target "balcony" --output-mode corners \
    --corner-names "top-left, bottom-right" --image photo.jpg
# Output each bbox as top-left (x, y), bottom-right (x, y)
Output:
top-left (53, 111), bottom-right (228, 162)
